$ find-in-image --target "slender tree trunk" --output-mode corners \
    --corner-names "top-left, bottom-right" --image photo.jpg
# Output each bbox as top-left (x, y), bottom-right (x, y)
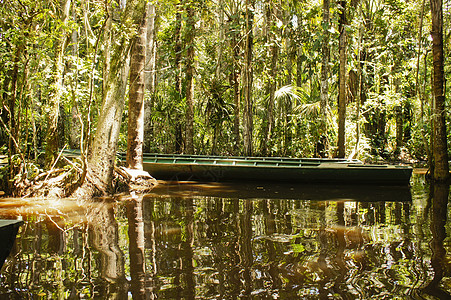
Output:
top-left (430, 0), bottom-right (449, 181)
top-left (127, 8), bottom-right (148, 170)
top-left (417, 0), bottom-right (426, 122)
top-left (284, 11), bottom-right (293, 156)
top-left (185, 3), bottom-right (195, 154)
top-left (262, 2), bottom-right (277, 156)
top-left (174, 2), bottom-right (183, 153)
top-left (352, 17), bottom-right (363, 159)
top-left (337, 0), bottom-right (347, 158)
top-left (267, 45), bottom-right (278, 154)
top-left (395, 105), bottom-right (403, 153)
top-left (243, 0), bottom-right (254, 156)
top-left (7, 47), bottom-right (22, 159)
top-left (45, 0), bottom-right (71, 168)
top-left (144, 3), bottom-right (157, 153)
top-left (215, 0), bottom-right (225, 79)
top-left (145, 3), bottom-right (157, 91)
top-left (230, 15), bottom-right (241, 154)
top-left (320, 0), bottom-right (330, 137)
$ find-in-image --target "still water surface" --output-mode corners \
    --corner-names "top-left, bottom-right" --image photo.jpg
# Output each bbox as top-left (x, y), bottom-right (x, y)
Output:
top-left (0, 173), bottom-right (450, 299)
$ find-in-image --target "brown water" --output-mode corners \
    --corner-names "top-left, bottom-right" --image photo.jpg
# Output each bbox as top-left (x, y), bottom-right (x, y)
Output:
top-left (0, 173), bottom-right (450, 299)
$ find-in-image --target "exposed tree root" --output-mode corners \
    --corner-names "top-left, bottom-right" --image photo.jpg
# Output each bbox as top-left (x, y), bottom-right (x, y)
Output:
top-left (12, 159), bottom-right (157, 199)
top-left (113, 166), bottom-right (158, 194)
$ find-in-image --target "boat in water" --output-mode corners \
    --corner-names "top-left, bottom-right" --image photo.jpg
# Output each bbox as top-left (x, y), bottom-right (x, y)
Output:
top-left (138, 154), bottom-right (412, 186)
top-left (61, 150), bottom-right (413, 185)
top-left (0, 219), bottom-right (23, 270)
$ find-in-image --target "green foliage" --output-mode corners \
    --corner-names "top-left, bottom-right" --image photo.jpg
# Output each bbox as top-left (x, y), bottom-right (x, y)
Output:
top-left (1, 0), bottom-right (449, 175)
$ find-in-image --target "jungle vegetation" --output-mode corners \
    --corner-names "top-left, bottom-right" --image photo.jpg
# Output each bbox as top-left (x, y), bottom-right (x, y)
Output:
top-left (0, 0), bottom-right (449, 196)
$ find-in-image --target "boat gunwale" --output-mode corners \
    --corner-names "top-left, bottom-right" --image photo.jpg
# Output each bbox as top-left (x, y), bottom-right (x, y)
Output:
top-left (142, 159), bottom-right (412, 170)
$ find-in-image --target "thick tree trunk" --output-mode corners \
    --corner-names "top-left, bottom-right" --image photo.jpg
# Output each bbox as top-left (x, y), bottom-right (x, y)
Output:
top-left (126, 9), bottom-right (148, 170)
top-left (337, 0), bottom-right (347, 158)
top-left (73, 0), bottom-right (147, 198)
top-left (320, 0), bottom-right (330, 136)
top-left (82, 64), bottom-right (129, 195)
top-left (430, 0), bottom-right (449, 181)
top-left (45, 0), bottom-right (71, 168)
top-left (185, 4), bottom-right (195, 154)
top-left (243, 0), bottom-right (254, 156)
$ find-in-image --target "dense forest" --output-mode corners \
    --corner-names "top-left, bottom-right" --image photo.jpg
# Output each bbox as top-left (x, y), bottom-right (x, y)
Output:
top-left (0, 0), bottom-right (449, 196)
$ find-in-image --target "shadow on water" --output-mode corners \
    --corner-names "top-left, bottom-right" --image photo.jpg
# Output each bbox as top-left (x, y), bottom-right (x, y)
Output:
top-left (0, 174), bottom-right (450, 299)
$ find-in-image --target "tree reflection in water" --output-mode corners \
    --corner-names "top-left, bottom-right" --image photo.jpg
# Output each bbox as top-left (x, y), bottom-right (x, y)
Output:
top-left (0, 179), bottom-right (450, 298)
top-left (88, 199), bottom-right (127, 299)
top-left (127, 196), bottom-right (146, 299)
top-left (423, 183), bottom-right (450, 299)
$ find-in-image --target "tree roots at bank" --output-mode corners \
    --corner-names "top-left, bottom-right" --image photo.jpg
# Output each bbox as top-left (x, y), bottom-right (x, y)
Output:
top-left (6, 158), bottom-right (157, 199)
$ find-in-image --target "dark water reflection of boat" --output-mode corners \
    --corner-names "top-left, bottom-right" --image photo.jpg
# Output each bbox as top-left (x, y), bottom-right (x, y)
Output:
top-left (0, 174), bottom-right (449, 299)
top-left (149, 180), bottom-right (412, 202)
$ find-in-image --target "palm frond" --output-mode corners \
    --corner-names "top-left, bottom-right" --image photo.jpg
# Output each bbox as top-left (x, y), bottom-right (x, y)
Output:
top-left (274, 85), bottom-right (302, 101)
top-left (294, 101), bottom-right (321, 118)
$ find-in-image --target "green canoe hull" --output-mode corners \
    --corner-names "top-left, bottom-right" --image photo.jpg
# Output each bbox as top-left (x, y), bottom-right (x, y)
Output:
top-left (142, 157), bottom-right (412, 185)
top-left (62, 150), bottom-right (413, 185)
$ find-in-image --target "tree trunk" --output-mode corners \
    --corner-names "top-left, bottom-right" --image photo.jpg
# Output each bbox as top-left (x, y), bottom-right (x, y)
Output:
top-left (126, 8), bottom-right (148, 170)
top-left (337, 0), bottom-right (347, 158)
top-left (73, 0), bottom-right (147, 198)
top-left (45, 0), bottom-right (71, 168)
top-left (284, 11), bottom-right (293, 156)
top-left (230, 14), bottom-right (241, 154)
top-left (261, 2), bottom-right (277, 156)
top-left (184, 4), bottom-right (195, 155)
top-left (144, 3), bottom-right (157, 153)
top-left (395, 105), bottom-right (403, 154)
top-left (243, 0), bottom-right (254, 156)
top-left (320, 0), bottom-right (330, 137)
top-left (430, 0), bottom-right (449, 181)
top-left (7, 47), bottom-right (22, 159)
top-left (174, 2), bottom-right (183, 153)
top-left (215, 0), bottom-right (225, 79)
